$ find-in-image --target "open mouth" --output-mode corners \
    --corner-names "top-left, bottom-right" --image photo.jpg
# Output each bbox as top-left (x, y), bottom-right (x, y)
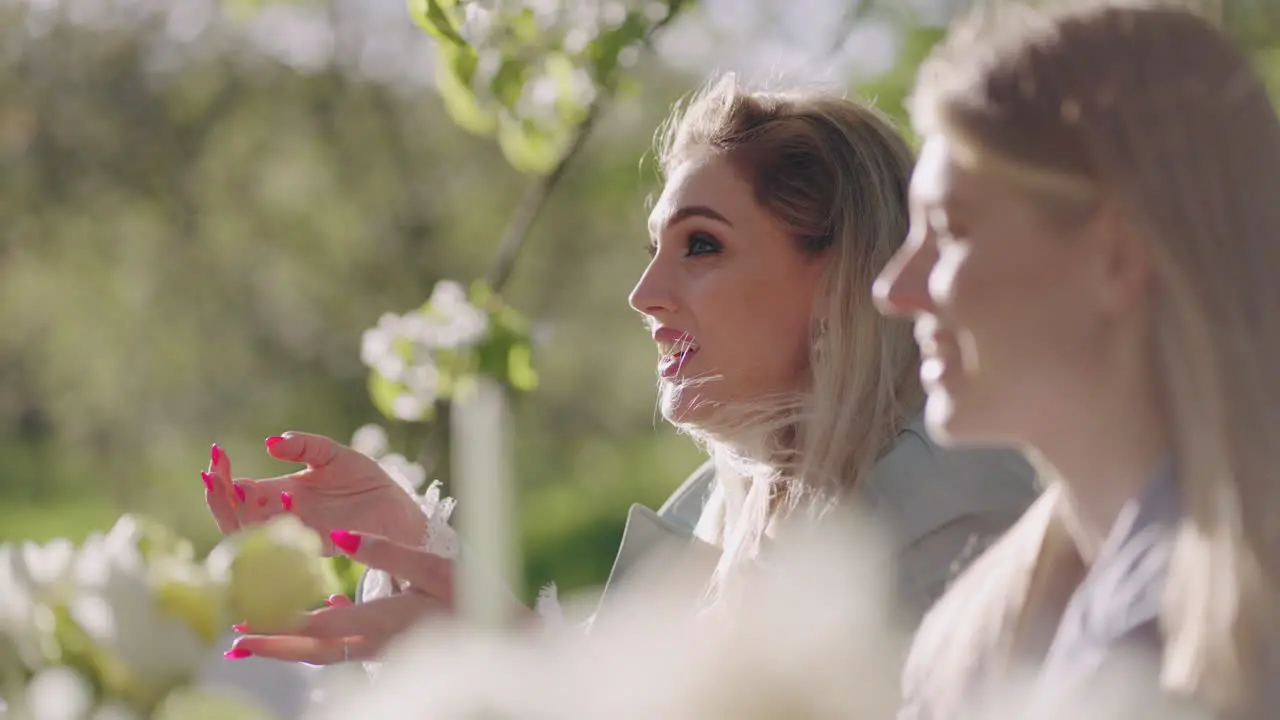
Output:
top-left (657, 337), bottom-right (699, 379)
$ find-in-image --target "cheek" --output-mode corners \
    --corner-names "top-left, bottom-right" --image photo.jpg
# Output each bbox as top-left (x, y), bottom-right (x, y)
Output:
top-left (699, 270), bottom-right (815, 385)
top-left (944, 246), bottom-right (1092, 376)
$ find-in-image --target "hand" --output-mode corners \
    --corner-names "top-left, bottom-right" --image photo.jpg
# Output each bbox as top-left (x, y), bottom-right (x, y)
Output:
top-left (202, 432), bottom-right (427, 553)
top-left (225, 530), bottom-right (531, 664)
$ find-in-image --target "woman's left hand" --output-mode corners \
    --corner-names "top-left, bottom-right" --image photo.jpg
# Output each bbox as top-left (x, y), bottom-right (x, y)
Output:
top-left (225, 531), bottom-right (531, 664)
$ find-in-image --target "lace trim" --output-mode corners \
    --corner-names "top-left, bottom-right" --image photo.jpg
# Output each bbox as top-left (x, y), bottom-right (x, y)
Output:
top-left (359, 481), bottom-right (563, 676)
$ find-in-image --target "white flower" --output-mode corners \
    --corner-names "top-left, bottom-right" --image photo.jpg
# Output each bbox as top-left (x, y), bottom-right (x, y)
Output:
top-left (69, 516), bottom-right (209, 694)
top-left (377, 453), bottom-right (428, 495)
top-left (390, 392), bottom-right (430, 422)
top-left (20, 538), bottom-right (76, 605)
top-left (0, 543), bottom-right (53, 669)
top-left (24, 666), bottom-right (92, 720)
top-left (359, 313), bottom-right (408, 381)
top-left (402, 363), bottom-right (440, 398)
top-left (422, 281), bottom-right (490, 350)
top-left (350, 423), bottom-right (390, 460)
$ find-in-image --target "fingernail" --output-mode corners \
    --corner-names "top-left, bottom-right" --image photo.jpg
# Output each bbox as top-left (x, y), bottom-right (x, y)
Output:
top-left (211, 443), bottom-right (222, 466)
top-left (201, 472), bottom-right (213, 492)
top-left (281, 492), bottom-right (294, 511)
top-left (224, 648), bottom-right (252, 660)
top-left (265, 435), bottom-right (286, 449)
top-left (232, 624), bottom-right (249, 633)
top-left (233, 483), bottom-right (246, 503)
top-left (329, 530), bottom-right (362, 555)
top-left (326, 594), bottom-right (342, 607)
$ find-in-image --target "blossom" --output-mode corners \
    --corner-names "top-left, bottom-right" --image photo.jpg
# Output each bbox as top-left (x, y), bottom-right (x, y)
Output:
top-left (0, 542), bottom-right (56, 669)
top-left (359, 313), bottom-right (408, 382)
top-left (69, 516), bottom-right (209, 699)
top-left (390, 392), bottom-right (431, 422)
top-left (377, 452), bottom-right (428, 495)
top-left (350, 423), bottom-right (389, 459)
top-left (23, 666), bottom-right (93, 720)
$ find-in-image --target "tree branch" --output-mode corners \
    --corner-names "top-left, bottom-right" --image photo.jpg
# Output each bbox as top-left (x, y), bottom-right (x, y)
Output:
top-left (483, 4), bottom-right (688, 293)
top-left (483, 100), bottom-right (602, 293)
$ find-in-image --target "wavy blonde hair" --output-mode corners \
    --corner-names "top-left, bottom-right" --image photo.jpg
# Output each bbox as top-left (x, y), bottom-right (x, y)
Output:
top-left (651, 75), bottom-right (924, 604)
top-left (901, 2), bottom-right (1280, 716)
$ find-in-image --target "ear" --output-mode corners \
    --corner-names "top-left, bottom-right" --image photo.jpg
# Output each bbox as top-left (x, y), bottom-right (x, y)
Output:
top-left (1089, 202), bottom-right (1151, 315)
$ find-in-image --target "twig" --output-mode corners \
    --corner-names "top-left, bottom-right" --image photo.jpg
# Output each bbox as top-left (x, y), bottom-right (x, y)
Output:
top-left (483, 100), bottom-right (601, 293)
top-left (482, 3), bottom-right (688, 293)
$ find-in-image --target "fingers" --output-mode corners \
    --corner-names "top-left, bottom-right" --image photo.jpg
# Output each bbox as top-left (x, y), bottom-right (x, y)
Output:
top-left (228, 634), bottom-right (379, 665)
top-left (326, 594), bottom-right (354, 608)
top-left (288, 593), bottom-right (435, 640)
top-left (204, 444), bottom-right (240, 535)
top-left (329, 531), bottom-right (454, 606)
top-left (229, 477), bottom-right (295, 526)
top-left (263, 432), bottom-right (345, 469)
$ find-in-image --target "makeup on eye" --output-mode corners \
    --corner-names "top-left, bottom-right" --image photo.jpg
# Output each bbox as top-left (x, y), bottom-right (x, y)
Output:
top-left (645, 230), bottom-right (724, 259)
top-left (686, 231), bottom-right (722, 256)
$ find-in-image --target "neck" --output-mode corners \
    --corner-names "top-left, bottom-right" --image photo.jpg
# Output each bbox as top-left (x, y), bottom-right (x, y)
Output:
top-left (1029, 380), bottom-right (1169, 565)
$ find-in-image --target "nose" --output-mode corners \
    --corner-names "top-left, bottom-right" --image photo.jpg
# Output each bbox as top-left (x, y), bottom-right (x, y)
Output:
top-left (629, 256), bottom-right (678, 318)
top-left (873, 234), bottom-right (937, 318)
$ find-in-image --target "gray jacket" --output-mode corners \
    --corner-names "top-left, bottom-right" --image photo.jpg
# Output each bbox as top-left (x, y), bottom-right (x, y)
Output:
top-left (593, 417), bottom-right (1040, 629)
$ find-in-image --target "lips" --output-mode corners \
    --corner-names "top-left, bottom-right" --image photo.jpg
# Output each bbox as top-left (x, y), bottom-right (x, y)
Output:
top-left (652, 326), bottom-right (699, 378)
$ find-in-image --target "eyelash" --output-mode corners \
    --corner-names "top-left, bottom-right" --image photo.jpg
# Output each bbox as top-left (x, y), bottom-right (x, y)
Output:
top-left (646, 232), bottom-right (722, 259)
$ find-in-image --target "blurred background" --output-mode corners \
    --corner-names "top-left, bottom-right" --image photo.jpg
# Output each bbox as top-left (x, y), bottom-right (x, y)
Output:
top-left (1, 0), bottom-right (1277, 601)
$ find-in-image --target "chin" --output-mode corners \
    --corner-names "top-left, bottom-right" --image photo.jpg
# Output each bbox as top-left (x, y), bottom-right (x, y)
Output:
top-left (924, 388), bottom-right (1018, 449)
top-left (923, 390), bottom-right (984, 447)
top-left (659, 382), bottom-right (714, 426)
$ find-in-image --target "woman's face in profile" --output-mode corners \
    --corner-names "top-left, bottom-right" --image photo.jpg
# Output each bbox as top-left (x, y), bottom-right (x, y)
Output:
top-left (630, 152), bottom-right (825, 425)
top-left (873, 135), bottom-right (1120, 447)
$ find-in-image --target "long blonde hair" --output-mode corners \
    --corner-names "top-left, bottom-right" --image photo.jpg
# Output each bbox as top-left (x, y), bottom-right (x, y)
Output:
top-left (652, 75), bottom-right (924, 603)
top-left (902, 2), bottom-right (1280, 715)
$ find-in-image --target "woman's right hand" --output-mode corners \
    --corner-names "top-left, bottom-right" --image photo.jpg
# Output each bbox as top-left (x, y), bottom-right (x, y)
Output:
top-left (202, 432), bottom-right (428, 554)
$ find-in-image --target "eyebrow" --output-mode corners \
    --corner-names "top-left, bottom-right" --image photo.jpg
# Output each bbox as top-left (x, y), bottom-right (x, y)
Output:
top-left (648, 204), bottom-right (733, 237)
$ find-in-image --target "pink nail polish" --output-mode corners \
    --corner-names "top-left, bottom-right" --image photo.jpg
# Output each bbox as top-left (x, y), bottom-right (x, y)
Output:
top-left (281, 492), bottom-right (294, 511)
top-left (325, 595), bottom-right (341, 607)
top-left (201, 472), bottom-right (213, 492)
top-left (329, 530), bottom-right (362, 555)
top-left (233, 483), bottom-right (246, 503)
top-left (232, 624), bottom-right (249, 633)
top-left (211, 443), bottom-right (222, 466)
top-left (265, 435), bottom-right (285, 449)
top-left (224, 648), bottom-right (252, 659)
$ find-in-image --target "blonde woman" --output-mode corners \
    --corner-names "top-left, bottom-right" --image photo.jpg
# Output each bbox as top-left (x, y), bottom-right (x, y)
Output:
top-left (208, 76), bottom-right (1038, 664)
top-left (875, 2), bottom-right (1280, 718)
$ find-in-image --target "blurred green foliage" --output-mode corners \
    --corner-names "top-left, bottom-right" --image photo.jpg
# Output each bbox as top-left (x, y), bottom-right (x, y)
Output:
top-left (3, 0), bottom-right (1279, 605)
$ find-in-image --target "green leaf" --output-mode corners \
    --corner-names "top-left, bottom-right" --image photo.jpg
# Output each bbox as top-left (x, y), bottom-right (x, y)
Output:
top-left (507, 8), bottom-right (541, 45)
top-left (434, 48), bottom-right (497, 136)
top-left (497, 116), bottom-right (571, 176)
top-left (490, 58), bottom-right (529, 110)
top-left (506, 342), bottom-right (538, 392)
top-left (368, 370), bottom-right (406, 421)
top-left (407, 0), bottom-right (469, 48)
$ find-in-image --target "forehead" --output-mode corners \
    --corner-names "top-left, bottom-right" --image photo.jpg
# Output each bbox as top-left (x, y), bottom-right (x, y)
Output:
top-left (910, 135), bottom-right (965, 210)
top-left (648, 154), bottom-right (750, 231)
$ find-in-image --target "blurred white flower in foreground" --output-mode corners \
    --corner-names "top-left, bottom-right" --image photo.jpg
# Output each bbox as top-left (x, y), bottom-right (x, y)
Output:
top-left (70, 516), bottom-right (210, 696)
top-left (312, 507), bottom-right (910, 719)
top-left (23, 666), bottom-right (93, 720)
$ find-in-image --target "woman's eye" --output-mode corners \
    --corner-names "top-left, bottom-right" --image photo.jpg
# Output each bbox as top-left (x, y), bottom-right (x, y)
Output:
top-left (686, 232), bottom-right (721, 256)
